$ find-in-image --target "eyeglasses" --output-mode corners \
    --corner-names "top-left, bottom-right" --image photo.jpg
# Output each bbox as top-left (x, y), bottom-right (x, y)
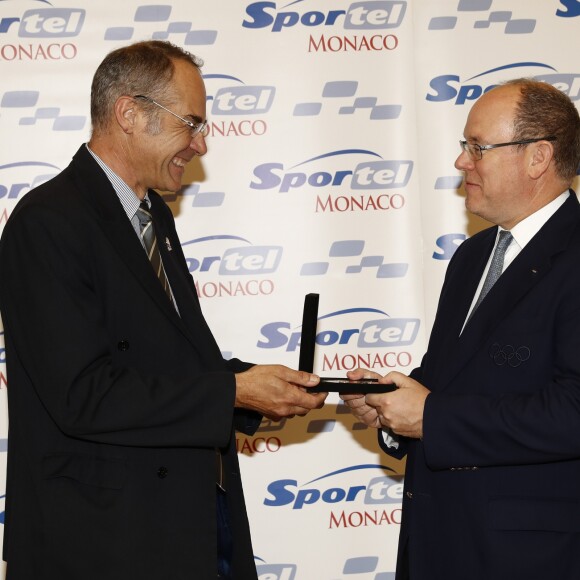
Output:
top-left (459, 136), bottom-right (556, 161)
top-left (134, 95), bottom-right (208, 138)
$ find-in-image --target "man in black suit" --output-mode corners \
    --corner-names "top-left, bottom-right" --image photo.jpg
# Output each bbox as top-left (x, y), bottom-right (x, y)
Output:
top-left (343, 79), bottom-right (580, 579)
top-left (0, 40), bottom-right (326, 580)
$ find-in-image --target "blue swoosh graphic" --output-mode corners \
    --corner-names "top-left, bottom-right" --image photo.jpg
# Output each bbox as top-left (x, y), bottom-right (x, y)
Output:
top-left (289, 149), bottom-right (383, 170)
top-left (465, 62), bottom-right (557, 82)
top-left (181, 235), bottom-right (250, 246)
top-left (304, 464), bottom-right (398, 486)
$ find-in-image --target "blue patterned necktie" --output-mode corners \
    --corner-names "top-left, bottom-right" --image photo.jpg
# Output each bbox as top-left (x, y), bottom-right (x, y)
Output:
top-left (468, 230), bottom-right (513, 320)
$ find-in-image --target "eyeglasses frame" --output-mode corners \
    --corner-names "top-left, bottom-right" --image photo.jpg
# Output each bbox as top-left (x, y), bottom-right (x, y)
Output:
top-left (133, 94), bottom-right (208, 138)
top-left (459, 136), bottom-right (557, 161)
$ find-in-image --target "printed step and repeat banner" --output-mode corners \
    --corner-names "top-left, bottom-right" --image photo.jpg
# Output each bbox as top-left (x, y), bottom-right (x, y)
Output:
top-left (1, 1), bottom-right (579, 578)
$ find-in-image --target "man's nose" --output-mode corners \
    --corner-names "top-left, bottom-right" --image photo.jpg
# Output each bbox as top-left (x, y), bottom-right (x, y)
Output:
top-left (455, 149), bottom-right (474, 171)
top-left (190, 132), bottom-right (207, 156)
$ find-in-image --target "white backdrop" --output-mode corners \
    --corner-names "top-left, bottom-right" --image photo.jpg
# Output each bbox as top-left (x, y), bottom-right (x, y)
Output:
top-left (1, 1), bottom-right (580, 578)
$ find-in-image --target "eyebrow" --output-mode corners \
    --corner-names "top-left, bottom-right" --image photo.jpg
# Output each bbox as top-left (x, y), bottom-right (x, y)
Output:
top-left (186, 113), bottom-right (205, 124)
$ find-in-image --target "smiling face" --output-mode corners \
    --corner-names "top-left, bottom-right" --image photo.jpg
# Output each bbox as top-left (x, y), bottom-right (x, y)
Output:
top-left (454, 85), bottom-right (535, 229)
top-left (133, 59), bottom-right (207, 195)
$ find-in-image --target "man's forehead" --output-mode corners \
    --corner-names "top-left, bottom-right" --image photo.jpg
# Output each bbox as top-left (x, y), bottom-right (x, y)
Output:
top-left (465, 88), bottom-right (517, 137)
top-left (476, 85), bottom-right (519, 113)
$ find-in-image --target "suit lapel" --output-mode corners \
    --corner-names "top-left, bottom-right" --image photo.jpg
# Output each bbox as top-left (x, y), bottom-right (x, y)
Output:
top-left (424, 228), bottom-right (497, 383)
top-left (446, 230), bottom-right (497, 340)
top-left (149, 193), bottom-right (226, 368)
top-left (68, 146), bottom-right (195, 345)
top-left (433, 193), bottom-right (580, 390)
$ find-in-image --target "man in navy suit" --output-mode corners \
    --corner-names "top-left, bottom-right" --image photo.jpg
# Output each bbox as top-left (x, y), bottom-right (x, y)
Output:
top-left (0, 40), bottom-right (326, 580)
top-left (343, 79), bottom-right (580, 579)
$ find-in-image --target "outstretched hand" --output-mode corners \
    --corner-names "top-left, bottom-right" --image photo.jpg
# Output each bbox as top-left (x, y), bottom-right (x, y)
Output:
top-left (235, 364), bottom-right (327, 421)
top-left (366, 371), bottom-right (430, 439)
top-left (340, 369), bottom-right (430, 439)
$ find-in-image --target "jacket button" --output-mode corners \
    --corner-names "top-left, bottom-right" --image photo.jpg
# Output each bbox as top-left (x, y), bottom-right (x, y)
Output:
top-left (406, 491), bottom-right (413, 499)
top-left (157, 466), bottom-right (168, 479)
top-left (117, 340), bottom-right (130, 351)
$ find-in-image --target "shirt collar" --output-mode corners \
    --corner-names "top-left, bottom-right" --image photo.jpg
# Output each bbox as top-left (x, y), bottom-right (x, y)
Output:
top-left (85, 143), bottom-right (149, 219)
top-left (499, 190), bottom-right (570, 249)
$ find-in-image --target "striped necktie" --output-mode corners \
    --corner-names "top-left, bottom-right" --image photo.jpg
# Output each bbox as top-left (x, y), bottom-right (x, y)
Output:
top-left (136, 201), bottom-right (172, 301)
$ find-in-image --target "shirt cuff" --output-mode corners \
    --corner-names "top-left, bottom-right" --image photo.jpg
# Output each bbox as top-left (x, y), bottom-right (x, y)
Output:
top-left (381, 428), bottom-right (400, 450)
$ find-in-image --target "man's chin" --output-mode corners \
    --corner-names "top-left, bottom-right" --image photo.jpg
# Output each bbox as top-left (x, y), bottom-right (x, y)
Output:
top-left (465, 191), bottom-right (482, 211)
top-left (164, 174), bottom-right (184, 194)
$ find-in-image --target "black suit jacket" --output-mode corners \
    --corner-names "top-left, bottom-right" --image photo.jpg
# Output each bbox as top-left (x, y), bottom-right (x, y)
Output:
top-left (0, 145), bottom-right (260, 579)
top-left (381, 193), bottom-right (580, 580)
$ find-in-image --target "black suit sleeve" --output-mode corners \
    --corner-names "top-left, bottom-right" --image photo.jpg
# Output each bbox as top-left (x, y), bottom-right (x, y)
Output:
top-left (0, 193), bottom-right (237, 449)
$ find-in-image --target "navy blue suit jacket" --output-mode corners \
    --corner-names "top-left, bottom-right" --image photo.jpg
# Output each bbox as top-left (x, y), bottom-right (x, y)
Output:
top-left (382, 192), bottom-right (580, 580)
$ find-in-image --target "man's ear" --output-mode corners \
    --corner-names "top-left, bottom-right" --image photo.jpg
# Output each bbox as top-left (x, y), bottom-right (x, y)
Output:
top-left (114, 96), bottom-right (137, 134)
top-left (527, 140), bottom-right (554, 180)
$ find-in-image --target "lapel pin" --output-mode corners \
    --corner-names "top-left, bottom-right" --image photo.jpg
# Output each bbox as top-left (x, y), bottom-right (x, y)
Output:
top-left (165, 237), bottom-right (172, 251)
top-left (531, 268), bottom-right (538, 274)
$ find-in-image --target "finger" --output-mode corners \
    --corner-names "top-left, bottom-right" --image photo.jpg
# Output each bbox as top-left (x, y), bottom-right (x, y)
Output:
top-left (304, 392), bottom-right (328, 408)
top-left (340, 393), bottom-right (365, 402)
top-left (381, 370), bottom-right (404, 385)
top-left (284, 368), bottom-right (320, 387)
top-left (346, 368), bottom-right (366, 380)
top-left (347, 368), bottom-right (382, 381)
top-left (365, 392), bottom-right (390, 406)
top-left (290, 401), bottom-right (325, 416)
top-left (288, 390), bottom-right (327, 410)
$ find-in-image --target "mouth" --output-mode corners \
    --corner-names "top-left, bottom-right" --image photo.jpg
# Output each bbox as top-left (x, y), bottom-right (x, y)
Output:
top-left (171, 156), bottom-right (188, 169)
top-left (464, 179), bottom-right (480, 190)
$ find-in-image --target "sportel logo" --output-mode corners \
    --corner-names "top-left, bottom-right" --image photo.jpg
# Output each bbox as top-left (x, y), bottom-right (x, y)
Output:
top-left (427, 63), bottom-right (580, 105)
top-left (182, 235), bottom-right (282, 276)
top-left (264, 465), bottom-right (402, 510)
top-left (250, 150), bottom-right (412, 193)
top-left (206, 74), bottom-right (275, 116)
top-left (203, 74), bottom-right (273, 137)
top-left (0, 1), bottom-right (83, 60)
top-left (183, 235), bottom-right (281, 299)
top-left (0, 6), bottom-right (85, 38)
top-left (243, 1), bottom-right (406, 32)
top-left (257, 307), bottom-right (419, 352)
